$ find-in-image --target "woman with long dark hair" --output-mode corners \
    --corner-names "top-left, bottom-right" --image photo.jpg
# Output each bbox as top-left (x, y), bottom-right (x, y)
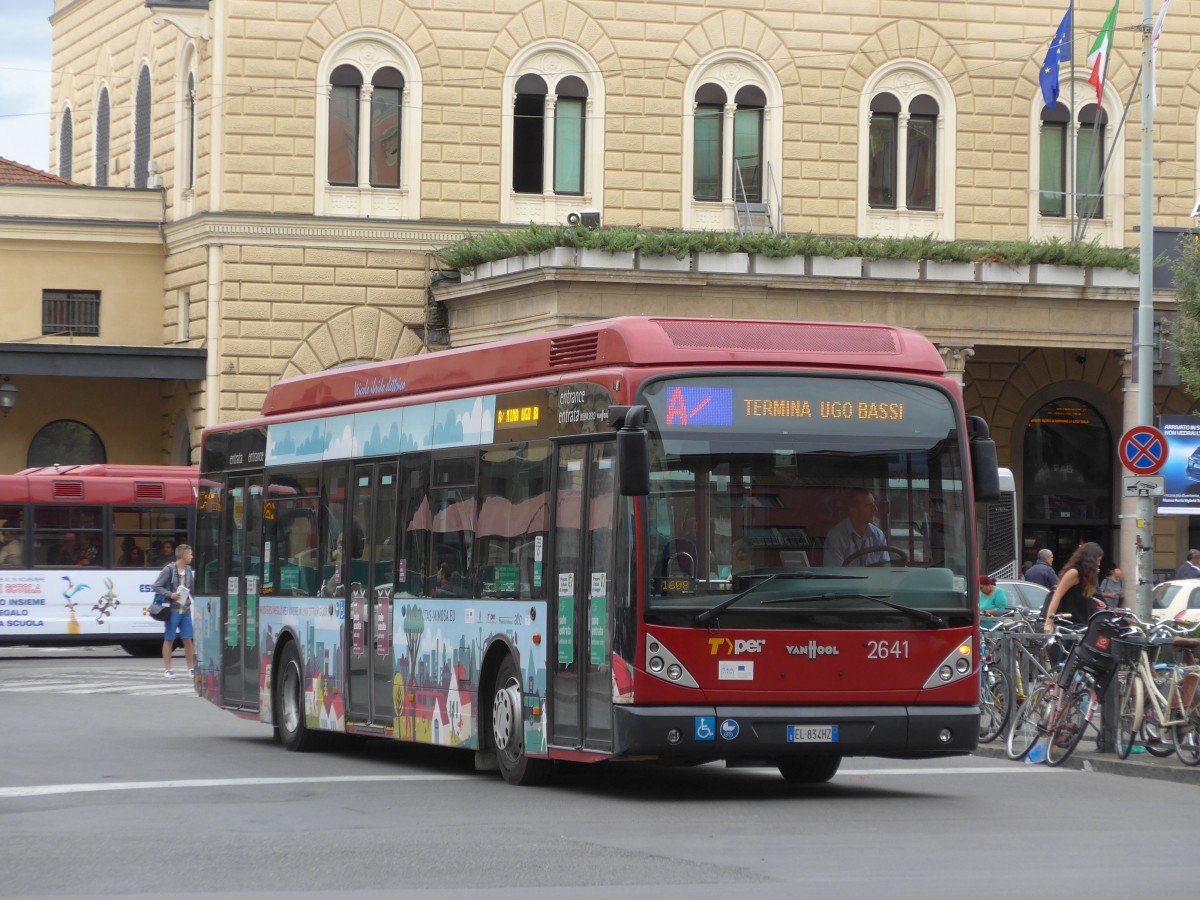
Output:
top-left (1041, 541), bottom-right (1105, 633)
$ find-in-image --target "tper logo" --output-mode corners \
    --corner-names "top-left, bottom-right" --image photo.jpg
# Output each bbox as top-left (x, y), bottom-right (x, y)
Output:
top-left (709, 637), bottom-right (765, 655)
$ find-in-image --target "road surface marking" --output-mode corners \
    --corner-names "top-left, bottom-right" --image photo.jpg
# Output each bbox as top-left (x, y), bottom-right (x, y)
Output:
top-left (0, 774), bottom-right (474, 799)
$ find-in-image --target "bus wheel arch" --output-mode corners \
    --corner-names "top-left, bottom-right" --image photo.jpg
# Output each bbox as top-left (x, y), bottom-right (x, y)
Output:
top-left (274, 635), bottom-right (320, 752)
top-left (480, 644), bottom-right (550, 786)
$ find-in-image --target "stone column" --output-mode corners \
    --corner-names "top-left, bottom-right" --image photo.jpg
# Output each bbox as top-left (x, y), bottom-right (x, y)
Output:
top-left (357, 85), bottom-right (374, 190)
top-left (543, 94), bottom-right (557, 195)
top-left (937, 345), bottom-right (975, 386)
top-left (722, 102), bottom-right (735, 205)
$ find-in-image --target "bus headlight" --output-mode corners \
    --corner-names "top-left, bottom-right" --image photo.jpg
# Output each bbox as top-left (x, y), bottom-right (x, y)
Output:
top-left (924, 642), bottom-right (974, 688)
top-left (643, 634), bottom-right (699, 688)
top-left (648, 656), bottom-right (665, 673)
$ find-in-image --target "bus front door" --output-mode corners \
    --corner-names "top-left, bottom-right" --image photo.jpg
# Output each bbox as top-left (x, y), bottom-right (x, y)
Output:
top-left (346, 462), bottom-right (398, 728)
top-left (220, 475), bottom-right (262, 712)
top-left (550, 441), bottom-right (615, 753)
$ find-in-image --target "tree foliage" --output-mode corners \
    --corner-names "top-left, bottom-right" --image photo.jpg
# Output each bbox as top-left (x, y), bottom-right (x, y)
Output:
top-left (1171, 231), bottom-right (1200, 396)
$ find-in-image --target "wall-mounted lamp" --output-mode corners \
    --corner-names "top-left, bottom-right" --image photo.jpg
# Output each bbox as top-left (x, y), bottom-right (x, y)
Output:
top-left (0, 376), bottom-right (17, 416)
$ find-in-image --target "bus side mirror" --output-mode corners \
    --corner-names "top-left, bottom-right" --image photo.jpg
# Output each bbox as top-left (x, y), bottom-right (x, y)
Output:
top-left (613, 405), bottom-right (650, 497)
top-left (968, 416), bottom-right (1000, 502)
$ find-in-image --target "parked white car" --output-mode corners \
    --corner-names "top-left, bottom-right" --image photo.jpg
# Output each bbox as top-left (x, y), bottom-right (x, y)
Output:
top-left (1151, 579), bottom-right (1200, 625)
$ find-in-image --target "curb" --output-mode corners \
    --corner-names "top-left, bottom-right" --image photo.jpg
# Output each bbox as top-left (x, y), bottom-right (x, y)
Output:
top-left (973, 741), bottom-right (1200, 787)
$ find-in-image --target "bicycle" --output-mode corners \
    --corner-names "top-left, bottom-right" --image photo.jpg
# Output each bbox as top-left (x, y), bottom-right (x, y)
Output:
top-left (979, 620), bottom-right (1013, 743)
top-left (1006, 609), bottom-right (1123, 766)
top-left (1111, 615), bottom-right (1200, 766)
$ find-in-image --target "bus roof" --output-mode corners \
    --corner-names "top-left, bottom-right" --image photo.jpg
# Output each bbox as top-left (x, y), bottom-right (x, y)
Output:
top-left (260, 316), bottom-right (947, 418)
top-left (1, 465), bottom-right (197, 505)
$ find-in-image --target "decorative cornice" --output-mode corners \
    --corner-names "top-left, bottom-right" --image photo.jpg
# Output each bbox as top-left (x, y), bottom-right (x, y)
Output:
top-left (145, 0), bottom-right (211, 41)
top-left (162, 212), bottom-right (480, 254)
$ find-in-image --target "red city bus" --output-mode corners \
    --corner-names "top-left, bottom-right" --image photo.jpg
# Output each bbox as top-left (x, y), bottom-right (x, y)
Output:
top-left (193, 317), bottom-right (999, 785)
top-left (0, 464), bottom-right (198, 655)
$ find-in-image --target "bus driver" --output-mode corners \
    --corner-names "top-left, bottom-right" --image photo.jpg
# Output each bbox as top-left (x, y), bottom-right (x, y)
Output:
top-left (823, 489), bottom-right (890, 567)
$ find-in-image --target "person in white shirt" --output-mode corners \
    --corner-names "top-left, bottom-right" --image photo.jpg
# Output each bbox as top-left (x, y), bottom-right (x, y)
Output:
top-left (823, 489), bottom-right (890, 567)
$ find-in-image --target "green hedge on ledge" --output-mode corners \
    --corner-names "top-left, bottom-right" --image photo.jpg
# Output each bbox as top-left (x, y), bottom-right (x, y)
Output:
top-left (435, 225), bottom-right (1138, 273)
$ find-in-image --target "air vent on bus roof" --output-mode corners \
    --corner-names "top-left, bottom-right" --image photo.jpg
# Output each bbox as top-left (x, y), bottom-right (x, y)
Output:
top-left (52, 481), bottom-right (84, 499)
top-left (549, 332), bottom-right (599, 367)
top-left (657, 320), bottom-right (898, 354)
top-left (135, 482), bottom-right (166, 502)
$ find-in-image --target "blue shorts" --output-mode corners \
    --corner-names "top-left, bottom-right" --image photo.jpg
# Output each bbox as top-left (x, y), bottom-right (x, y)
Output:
top-left (165, 610), bottom-right (194, 641)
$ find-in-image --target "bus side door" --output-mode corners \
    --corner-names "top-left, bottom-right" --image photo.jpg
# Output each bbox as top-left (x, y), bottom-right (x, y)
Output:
top-left (220, 475), bottom-right (262, 711)
top-left (550, 440), bottom-right (615, 753)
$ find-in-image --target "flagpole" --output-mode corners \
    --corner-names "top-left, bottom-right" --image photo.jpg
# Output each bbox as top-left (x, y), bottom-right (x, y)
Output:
top-left (1135, 0), bottom-right (1155, 619)
top-left (1069, 2), bottom-right (1076, 241)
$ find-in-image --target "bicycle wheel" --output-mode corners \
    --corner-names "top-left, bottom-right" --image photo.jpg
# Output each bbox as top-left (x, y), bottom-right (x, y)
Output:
top-left (979, 665), bottom-right (1012, 744)
top-left (1141, 705), bottom-right (1175, 756)
top-left (1173, 718), bottom-right (1200, 766)
top-left (1045, 683), bottom-right (1088, 767)
top-left (1115, 669), bottom-right (1143, 760)
top-left (1006, 682), bottom-right (1050, 760)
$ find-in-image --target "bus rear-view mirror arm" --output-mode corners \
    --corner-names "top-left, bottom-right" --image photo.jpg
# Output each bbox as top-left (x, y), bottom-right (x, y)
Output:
top-left (612, 404), bottom-right (650, 497)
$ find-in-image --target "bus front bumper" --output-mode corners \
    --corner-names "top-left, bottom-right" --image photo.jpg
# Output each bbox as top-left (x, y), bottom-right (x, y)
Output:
top-left (612, 704), bottom-right (978, 760)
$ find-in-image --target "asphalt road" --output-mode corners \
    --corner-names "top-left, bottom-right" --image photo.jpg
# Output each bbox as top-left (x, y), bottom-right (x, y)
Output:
top-left (3, 646), bottom-right (1199, 899)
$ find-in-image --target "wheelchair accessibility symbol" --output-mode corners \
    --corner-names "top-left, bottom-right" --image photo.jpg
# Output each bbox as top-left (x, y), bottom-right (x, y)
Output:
top-left (694, 716), bottom-right (716, 741)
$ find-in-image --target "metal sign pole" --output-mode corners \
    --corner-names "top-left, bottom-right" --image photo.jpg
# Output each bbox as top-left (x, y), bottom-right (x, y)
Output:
top-left (1135, 0), bottom-right (1155, 620)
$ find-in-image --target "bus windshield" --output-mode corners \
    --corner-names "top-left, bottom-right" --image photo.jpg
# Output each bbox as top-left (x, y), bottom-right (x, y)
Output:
top-left (641, 374), bottom-right (971, 627)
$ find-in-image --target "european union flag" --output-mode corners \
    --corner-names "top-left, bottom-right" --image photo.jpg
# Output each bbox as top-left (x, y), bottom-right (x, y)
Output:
top-left (1040, 4), bottom-right (1072, 109)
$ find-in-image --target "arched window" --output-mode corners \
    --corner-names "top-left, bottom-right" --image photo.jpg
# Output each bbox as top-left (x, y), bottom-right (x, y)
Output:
top-left (185, 72), bottom-right (196, 190)
top-left (1077, 104), bottom-right (1108, 220)
top-left (1039, 103), bottom-right (1070, 216)
top-left (58, 107), bottom-right (73, 181)
top-left (27, 420), bottom-right (106, 468)
top-left (1022, 398), bottom-right (1113, 564)
top-left (134, 65), bottom-right (152, 189)
top-left (692, 83), bottom-right (724, 201)
top-left (316, 32), bottom-right (422, 218)
top-left (681, 51), bottom-right (782, 231)
top-left (1029, 80), bottom-right (1122, 242)
top-left (501, 42), bottom-right (605, 224)
top-left (95, 87), bottom-right (110, 186)
top-left (859, 62), bottom-right (955, 239)
top-left (512, 74), bottom-right (547, 194)
top-left (328, 64), bottom-right (362, 185)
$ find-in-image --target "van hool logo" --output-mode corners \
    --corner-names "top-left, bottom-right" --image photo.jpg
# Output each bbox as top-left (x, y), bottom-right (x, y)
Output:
top-left (353, 377), bottom-right (406, 398)
top-left (786, 641), bottom-right (840, 657)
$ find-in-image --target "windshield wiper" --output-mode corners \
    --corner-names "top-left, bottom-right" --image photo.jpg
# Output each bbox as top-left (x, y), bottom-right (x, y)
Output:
top-left (694, 572), bottom-right (866, 625)
top-left (760, 592), bottom-right (947, 628)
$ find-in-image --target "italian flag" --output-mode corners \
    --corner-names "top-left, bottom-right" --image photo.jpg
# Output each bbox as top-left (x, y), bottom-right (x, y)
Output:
top-left (1087, 0), bottom-right (1120, 103)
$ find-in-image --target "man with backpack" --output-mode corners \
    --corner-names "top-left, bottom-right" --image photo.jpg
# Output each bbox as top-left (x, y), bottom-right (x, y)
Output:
top-left (153, 543), bottom-right (195, 679)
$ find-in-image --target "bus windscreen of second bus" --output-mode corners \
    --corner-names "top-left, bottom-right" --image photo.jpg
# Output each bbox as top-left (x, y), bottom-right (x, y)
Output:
top-left (641, 374), bottom-right (970, 625)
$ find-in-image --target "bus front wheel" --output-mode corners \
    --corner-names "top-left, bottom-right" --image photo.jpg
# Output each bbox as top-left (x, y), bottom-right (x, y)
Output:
top-left (777, 755), bottom-right (841, 784)
top-left (276, 642), bottom-right (320, 752)
top-left (489, 654), bottom-right (550, 786)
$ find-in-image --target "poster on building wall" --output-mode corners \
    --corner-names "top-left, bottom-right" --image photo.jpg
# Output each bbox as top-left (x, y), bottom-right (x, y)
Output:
top-left (1157, 415), bottom-right (1200, 514)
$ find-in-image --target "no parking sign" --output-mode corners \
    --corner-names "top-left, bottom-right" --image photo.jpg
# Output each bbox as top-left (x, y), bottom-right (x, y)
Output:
top-left (1119, 425), bottom-right (1167, 475)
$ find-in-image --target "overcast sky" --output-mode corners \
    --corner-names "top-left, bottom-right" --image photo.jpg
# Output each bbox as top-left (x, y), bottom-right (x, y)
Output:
top-left (0, 2), bottom-right (53, 170)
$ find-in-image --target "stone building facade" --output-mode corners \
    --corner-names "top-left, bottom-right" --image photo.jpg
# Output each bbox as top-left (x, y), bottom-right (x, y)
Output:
top-left (8, 0), bottom-right (1200, 572)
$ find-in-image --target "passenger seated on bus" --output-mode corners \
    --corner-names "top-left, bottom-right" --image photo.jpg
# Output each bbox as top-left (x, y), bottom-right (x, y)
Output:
top-left (75, 533), bottom-right (99, 567)
top-left (0, 528), bottom-right (22, 567)
top-left (432, 561), bottom-right (465, 597)
top-left (56, 533), bottom-right (80, 566)
top-left (118, 537), bottom-right (146, 568)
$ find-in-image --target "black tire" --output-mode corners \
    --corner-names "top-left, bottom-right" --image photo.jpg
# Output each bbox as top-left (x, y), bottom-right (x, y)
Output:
top-left (276, 641), bottom-right (320, 752)
top-left (488, 654), bottom-right (551, 785)
top-left (1045, 684), bottom-right (1088, 766)
top-left (1006, 682), bottom-right (1049, 760)
top-left (1141, 707), bottom-right (1175, 756)
top-left (121, 641), bottom-right (160, 658)
top-left (1173, 720), bottom-right (1200, 766)
top-left (1115, 670), bottom-right (1141, 760)
top-left (777, 755), bottom-right (841, 784)
top-left (978, 666), bottom-right (1012, 744)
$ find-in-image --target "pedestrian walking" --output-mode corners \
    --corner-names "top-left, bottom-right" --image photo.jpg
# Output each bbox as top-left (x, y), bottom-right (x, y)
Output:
top-left (154, 543), bottom-right (195, 678)
top-left (1176, 549), bottom-right (1200, 580)
top-left (1042, 542), bottom-right (1105, 633)
top-left (1099, 566), bottom-right (1124, 608)
top-left (1025, 548), bottom-right (1059, 590)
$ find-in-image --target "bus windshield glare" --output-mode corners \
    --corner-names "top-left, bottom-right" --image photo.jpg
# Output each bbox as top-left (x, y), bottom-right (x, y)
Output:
top-left (641, 375), bottom-right (971, 626)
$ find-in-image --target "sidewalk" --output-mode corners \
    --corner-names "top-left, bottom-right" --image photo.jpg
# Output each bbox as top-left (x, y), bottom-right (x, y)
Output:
top-left (973, 740), bottom-right (1200, 786)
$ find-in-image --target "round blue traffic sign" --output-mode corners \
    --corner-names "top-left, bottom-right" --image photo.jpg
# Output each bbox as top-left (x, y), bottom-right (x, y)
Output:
top-left (1119, 425), bottom-right (1167, 475)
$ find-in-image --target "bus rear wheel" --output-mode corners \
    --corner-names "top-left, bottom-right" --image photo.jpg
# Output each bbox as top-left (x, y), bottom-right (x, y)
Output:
top-left (489, 654), bottom-right (550, 786)
top-left (276, 642), bottom-right (320, 752)
top-left (777, 755), bottom-right (841, 784)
